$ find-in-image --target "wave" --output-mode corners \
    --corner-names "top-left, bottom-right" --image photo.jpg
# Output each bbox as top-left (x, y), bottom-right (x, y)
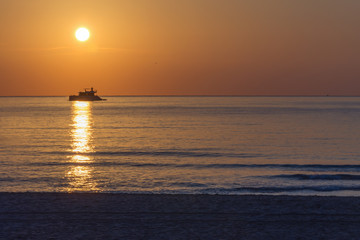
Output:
top-left (205, 185), bottom-right (360, 193)
top-left (48, 150), bottom-right (262, 159)
top-left (271, 174), bottom-right (360, 180)
top-left (0, 176), bottom-right (58, 182)
top-left (28, 161), bottom-right (360, 171)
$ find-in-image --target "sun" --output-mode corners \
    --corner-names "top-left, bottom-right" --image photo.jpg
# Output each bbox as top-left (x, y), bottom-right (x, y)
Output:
top-left (75, 28), bottom-right (90, 42)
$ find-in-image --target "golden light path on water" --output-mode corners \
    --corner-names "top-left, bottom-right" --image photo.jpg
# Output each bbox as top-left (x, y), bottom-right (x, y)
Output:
top-left (67, 101), bottom-right (98, 192)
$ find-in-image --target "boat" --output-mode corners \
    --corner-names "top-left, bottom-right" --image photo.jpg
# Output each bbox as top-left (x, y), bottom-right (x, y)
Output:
top-left (69, 87), bottom-right (106, 101)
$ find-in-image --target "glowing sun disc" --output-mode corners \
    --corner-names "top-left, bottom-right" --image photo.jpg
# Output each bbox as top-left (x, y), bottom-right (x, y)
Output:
top-left (75, 28), bottom-right (90, 41)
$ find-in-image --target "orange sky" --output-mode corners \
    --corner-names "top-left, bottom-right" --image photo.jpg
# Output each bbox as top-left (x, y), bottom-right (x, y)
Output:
top-left (1, 0), bottom-right (360, 96)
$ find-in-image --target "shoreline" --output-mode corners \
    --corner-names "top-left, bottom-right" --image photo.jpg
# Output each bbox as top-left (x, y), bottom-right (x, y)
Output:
top-left (1, 193), bottom-right (359, 239)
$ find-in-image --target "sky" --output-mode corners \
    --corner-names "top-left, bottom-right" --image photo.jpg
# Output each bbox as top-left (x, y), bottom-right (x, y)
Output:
top-left (0, 0), bottom-right (360, 96)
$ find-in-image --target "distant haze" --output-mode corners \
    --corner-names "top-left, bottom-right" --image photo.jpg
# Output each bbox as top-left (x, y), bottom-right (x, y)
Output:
top-left (1, 0), bottom-right (360, 96)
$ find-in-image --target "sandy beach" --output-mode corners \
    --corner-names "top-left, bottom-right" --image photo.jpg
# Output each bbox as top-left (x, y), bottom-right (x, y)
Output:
top-left (0, 193), bottom-right (359, 239)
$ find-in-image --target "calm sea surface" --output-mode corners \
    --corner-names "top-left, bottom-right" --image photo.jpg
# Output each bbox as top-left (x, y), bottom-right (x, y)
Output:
top-left (0, 97), bottom-right (360, 196)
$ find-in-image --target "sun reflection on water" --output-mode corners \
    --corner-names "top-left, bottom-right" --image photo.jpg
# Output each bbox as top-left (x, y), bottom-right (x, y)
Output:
top-left (67, 101), bottom-right (98, 192)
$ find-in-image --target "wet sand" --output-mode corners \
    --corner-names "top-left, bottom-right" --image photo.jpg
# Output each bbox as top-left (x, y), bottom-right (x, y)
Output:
top-left (1, 193), bottom-right (360, 239)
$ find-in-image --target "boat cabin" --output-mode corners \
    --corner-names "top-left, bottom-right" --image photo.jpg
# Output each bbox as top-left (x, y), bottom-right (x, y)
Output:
top-left (79, 87), bottom-right (97, 96)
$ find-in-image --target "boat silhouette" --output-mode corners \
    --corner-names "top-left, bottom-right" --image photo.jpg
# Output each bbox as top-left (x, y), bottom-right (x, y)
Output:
top-left (69, 87), bottom-right (106, 101)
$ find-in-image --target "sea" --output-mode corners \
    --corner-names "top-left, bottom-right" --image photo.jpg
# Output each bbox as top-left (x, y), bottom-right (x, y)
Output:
top-left (0, 96), bottom-right (360, 196)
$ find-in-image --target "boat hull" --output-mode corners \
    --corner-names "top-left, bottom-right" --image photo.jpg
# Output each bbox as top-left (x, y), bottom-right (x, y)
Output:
top-left (69, 95), bottom-right (105, 101)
